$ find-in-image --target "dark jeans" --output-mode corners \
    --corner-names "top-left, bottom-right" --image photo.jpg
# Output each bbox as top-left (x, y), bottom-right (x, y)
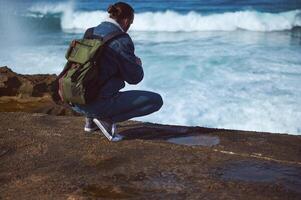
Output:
top-left (72, 90), bottom-right (163, 123)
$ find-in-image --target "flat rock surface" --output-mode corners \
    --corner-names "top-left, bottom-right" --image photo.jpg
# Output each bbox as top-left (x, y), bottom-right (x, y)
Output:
top-left (0, 112), bottom-right (301, 199)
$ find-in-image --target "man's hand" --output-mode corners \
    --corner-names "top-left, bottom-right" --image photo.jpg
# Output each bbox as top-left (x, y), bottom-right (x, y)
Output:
top-left (136, 57), bottom-right (142, 66)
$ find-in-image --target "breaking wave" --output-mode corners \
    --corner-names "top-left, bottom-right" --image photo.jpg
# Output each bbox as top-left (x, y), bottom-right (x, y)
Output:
top-left (26, 2), bottom-right (301, 32)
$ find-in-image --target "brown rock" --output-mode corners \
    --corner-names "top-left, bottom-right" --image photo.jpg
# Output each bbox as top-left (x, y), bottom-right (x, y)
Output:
top-left (0, 66), bottom-right (57, 97)
top-left (0, 66), bottom-right (22, 96)
top-left (0, 67), bottom-right (76, 115)
top-left (0, 112), bottom-right (300, 199)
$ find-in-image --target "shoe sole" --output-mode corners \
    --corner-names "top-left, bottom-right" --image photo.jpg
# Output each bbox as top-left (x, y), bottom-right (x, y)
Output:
top-left (111, 123), bottom-right (116, 136)
top-left (93, 118), bottom-right (113, 141)
top-left (111, 133), bottom-right (124, 142)
top-left (84, 126), bottom-right (99, 132)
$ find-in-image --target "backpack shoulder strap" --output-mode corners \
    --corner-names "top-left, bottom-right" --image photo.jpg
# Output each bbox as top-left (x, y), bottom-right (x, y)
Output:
top-left (83, 27), bottom-right (95, 39)
top-left (102, 31), bottom-right (127, 44)
top-left (84, 27), bottom-right (126, 44)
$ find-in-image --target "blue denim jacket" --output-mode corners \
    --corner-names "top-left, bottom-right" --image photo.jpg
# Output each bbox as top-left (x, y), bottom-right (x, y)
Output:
top-left (85, 21), bottom-right (144, 98)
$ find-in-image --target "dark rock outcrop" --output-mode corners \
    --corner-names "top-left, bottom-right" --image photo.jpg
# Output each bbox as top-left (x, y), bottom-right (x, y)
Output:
top-left (0, 66), bottom-right (57, 97)
top-left (0, 66), bottom-right (76, 115)
top-left (0, 67), bottom-right (22, 96)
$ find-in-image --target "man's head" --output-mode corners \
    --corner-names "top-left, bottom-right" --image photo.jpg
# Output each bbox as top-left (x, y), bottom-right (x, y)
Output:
top-left (107, 2), bottom-right (134, 32)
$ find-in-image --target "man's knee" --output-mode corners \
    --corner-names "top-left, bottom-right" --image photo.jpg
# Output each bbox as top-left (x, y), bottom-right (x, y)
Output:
top-left (151, 92), bottom-right (163, 111)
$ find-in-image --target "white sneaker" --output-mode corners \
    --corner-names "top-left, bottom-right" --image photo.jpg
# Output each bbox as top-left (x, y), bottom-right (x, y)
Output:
top-left (111, 133), bottom-right (124, 142)
top-left (84, 117), bottom-right (99, 132)
top-left (92, 118), bottom-right (123, 142)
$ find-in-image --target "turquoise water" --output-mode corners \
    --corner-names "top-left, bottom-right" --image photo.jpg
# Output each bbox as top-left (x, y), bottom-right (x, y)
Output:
top-left (0, 0), bottom-right (301, 134)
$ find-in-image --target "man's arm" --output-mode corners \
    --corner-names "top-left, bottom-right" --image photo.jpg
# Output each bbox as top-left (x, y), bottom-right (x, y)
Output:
top-left (112, 35), bottom-right (144, 84)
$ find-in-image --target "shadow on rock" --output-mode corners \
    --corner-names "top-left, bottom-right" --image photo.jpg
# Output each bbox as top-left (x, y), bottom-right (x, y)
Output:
top-left (119, 123), bottom-right (221, 145)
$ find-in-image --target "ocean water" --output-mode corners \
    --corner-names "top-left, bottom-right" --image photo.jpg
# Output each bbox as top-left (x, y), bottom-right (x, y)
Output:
top-left (0, 0), bottom-right (301, 134)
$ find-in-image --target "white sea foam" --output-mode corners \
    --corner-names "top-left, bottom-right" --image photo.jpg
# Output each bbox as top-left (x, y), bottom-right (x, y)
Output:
top-left (133, 10), bottom-right (301, 32)
top-left (28, 2), bottom-right (301, 32)
top-left (0, 45), bottom-right (66, 74)
top-left (127, 31), bottom-right (301, 135)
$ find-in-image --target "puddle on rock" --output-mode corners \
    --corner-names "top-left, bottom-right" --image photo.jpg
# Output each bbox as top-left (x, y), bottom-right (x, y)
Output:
top-left (167, 135), bottom-right (220, 147)
top-left (219, 161), bottom-right (301, 193)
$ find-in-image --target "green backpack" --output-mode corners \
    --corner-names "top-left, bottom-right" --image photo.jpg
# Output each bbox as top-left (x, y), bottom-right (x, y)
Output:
top-left (57, 31), bottom-right (124, 105)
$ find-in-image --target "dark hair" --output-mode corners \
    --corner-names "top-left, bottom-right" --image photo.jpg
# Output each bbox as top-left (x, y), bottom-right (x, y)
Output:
top-left (107, 2), bottom-right (134, 21)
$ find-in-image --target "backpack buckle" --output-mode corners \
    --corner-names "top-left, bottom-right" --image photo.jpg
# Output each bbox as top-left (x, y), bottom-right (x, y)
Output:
top-left (71, 63), bottom-right (80, 68)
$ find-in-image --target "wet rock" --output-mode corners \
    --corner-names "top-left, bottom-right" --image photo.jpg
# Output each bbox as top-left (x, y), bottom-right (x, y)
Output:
top-left (167, 135), bottom-right (220, 147)
top-left (219, 160), bottom-right (301, 193)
